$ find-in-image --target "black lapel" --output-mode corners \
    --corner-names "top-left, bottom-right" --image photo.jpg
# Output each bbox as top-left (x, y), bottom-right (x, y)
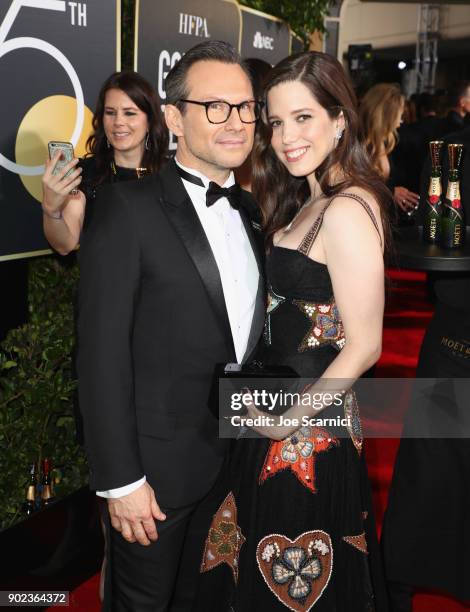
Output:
top-left (157, 160), bottom-right (236, 359)
top-left (238, 194), bottom-right (267, 363)
top-left (238, 197), bottom-right (265, 281)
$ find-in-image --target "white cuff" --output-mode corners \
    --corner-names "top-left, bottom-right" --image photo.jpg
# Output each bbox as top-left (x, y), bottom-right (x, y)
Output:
top-left (96, 476), bottom-right (146, 499)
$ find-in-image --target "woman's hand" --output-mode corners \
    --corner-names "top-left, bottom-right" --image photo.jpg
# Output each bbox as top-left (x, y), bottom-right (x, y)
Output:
top-left (394, 186), bottom-right (419, 212)
top-left (42, 151), bottom-right (82, 217)
top-left (244, 391), bottom-right (297, 441)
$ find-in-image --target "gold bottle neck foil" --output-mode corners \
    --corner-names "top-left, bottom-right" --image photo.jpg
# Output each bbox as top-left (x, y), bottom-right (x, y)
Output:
top-left (429, 140), bottom-right (444, 169)
top-left (448, 143), bottom-right (464, 172)
top-left (41, 485), bottom-right (53, 500)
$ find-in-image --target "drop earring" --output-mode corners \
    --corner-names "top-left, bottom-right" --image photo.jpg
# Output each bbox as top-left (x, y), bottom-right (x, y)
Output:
top-left (334, 128), bottom-right (344, 147)
top-left (145, 133), bottom-right (150, 150)
top-left (107, 139), bottom-right (111, 149)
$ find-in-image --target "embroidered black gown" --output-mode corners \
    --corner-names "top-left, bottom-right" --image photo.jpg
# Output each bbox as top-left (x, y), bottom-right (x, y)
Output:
top-left (195, 194), bottom-right (388, 612)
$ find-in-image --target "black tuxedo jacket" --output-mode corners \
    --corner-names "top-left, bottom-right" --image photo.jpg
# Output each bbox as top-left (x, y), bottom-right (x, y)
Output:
top-left (77, 160), bottom-right (265, 507)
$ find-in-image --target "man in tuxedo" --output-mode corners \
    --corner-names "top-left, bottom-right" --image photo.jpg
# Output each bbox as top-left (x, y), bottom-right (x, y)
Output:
top-left (77, 41), bottom-right (265, 611)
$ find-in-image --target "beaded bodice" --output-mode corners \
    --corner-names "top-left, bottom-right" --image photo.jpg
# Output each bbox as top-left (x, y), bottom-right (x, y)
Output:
top-left (257, 192), bottom-right (379, 377)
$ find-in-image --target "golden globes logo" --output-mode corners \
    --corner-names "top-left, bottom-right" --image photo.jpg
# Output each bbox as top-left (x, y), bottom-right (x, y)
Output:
top-left (0, 0), bottom-right (93, 202)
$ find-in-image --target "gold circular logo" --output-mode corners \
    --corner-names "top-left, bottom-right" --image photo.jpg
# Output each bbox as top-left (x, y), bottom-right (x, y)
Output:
top-left (15, 95), bottom-right (93, 202)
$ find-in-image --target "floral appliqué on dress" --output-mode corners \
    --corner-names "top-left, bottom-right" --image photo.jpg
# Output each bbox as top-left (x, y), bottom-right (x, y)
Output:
top-left (259, 426), bottom-right (339, 494)
top-left (256, 530), bottom-right (333, 611)
top-left (294, 299), bottom-right (345, 352)
top-left (344, 389), bottom-right (363, 454)
top-left (200, 492), bottom-right (245, 582)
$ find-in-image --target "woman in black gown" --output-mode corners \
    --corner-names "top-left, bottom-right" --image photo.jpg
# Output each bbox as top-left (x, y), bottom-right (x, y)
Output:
top-left (196, 52), bottom-right (392, 611)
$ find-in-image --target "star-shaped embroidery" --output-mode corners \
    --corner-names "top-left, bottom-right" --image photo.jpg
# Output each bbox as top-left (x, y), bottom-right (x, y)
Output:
top-left (264, 287), bottom-right (286, 345)
top-left (259, 426), bottom-right (339, 493)
top-left (294, 299), bottom-right (345, 352)
top-left (343, 532), bottom-right (368, 554)
top-left (200, 492), bottom-right (245, 582)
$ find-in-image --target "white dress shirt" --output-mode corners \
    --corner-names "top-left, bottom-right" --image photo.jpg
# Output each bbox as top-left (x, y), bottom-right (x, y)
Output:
top-left (97, 159), bottom-right (259, 499)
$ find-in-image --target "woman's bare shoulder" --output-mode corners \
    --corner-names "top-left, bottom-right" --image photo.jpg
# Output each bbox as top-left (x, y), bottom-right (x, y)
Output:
top-left (322, 187), bottom-right (384, 247)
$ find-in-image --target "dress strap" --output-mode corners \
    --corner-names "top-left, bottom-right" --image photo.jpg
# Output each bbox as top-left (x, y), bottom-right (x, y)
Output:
top-left (297, 192), bottom-right (382, 256)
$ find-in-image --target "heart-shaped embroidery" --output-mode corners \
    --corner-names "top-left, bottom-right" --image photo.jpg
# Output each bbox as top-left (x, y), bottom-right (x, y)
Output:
top-left (256, 531), bottom-right (333, 611)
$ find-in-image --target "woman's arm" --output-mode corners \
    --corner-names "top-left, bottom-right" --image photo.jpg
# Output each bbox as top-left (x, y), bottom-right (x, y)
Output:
top-left (246, 191), bottom-right (386, 439)
top-left (320, 192), bottom-right (384, 379)
top-left (42, 152), bottom-right (85, 255)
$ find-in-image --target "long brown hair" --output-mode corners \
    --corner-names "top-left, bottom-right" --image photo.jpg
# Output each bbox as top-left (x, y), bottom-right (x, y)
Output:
top-left (359, 83), bottom-right (404, 176)
top-left (252, 52), bottom-right (392, 253)
top-left (85, 71), bottom-right (168, 186)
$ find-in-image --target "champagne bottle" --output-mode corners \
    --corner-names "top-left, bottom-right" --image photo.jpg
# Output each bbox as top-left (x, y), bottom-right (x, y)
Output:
top-left (22, 462), bottom-right (37, 516)
top-left (423, 141), bottom-right (444, 243)
top-left (40, 457), bottom-right (55, 507)
top-left (441, 144), bottom-right (465, 249)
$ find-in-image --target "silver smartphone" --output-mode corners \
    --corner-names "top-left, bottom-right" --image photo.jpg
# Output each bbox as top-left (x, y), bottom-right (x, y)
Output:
top-left (48, 141), bottom-right (78, 194)
top-left (48, 141), bottom-right (75, 178)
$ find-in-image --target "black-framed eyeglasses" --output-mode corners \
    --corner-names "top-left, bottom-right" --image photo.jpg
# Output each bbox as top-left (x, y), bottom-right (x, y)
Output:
top-left (179, 99), bottom-right (262, 124)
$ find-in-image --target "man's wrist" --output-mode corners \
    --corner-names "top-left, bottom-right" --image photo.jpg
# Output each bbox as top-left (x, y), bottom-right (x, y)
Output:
top-left (96, 476), bottom-right (147, 499)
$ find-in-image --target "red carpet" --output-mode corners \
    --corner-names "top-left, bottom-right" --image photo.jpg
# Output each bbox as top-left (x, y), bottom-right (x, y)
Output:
top-left (63, 269), bottom-right (470, 611)
top-left (370, 269), bottom-right (469, 612)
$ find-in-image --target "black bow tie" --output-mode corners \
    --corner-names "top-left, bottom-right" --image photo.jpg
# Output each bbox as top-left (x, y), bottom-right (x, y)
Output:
top-left (176, 164), bottom-right (242, 210)
top-left (206, 182), bottom-right (241, 210)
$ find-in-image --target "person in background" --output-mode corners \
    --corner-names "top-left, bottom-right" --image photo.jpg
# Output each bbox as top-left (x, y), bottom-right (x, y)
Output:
top-left (392, 93), bottom-right (445, 194)
top-left (41, 71), bottom-right (168, 255)
top-left (442, 80), bottom-right (470, 134)
top-left (359, 83), bottom-right (420, 219)
top-left (383, 124), bottom-right (470, 612)
top-left (402, 95), bottom-right (417, 125)
top-left (235, 58), bottom-right (271, 192)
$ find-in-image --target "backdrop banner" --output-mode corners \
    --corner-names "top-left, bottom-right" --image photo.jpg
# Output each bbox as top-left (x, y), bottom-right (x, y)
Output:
top-left (0, 0), bottom-right (120, 261)
top-left (135, 0), bottom-right (242, 149)
top-left (239, 6), bottom-right (290, 65)
top-left (291, 32), bottom-right (304, 55)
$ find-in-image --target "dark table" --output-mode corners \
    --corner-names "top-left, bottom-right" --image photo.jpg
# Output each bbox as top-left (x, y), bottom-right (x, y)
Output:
top-left (394, 225), bottom-right (470, 272)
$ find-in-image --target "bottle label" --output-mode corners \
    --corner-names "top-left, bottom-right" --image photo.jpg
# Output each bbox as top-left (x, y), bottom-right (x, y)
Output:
top-left (428, 177), bottom-right (442, 204)
top-left (453, 224), bottom-right (463, 246)
top-left (446, 181), bottom-right (461, 208)
top-left (428, 217), bottom-right (438, 240)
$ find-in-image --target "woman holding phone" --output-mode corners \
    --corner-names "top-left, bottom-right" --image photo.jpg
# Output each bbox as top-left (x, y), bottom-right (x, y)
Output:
top-left (41, 71), bottom-right (168, 255)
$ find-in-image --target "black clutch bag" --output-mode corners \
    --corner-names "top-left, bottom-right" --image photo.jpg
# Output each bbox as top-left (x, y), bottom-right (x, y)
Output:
top-left (208, 360), bottom-right (299, 420)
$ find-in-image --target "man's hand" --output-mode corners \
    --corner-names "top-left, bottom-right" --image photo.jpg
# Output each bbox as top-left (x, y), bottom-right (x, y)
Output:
top-left (108, 482), bottom-right (166, 546)
top-left (394, 186), bottom-right (420, 212)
